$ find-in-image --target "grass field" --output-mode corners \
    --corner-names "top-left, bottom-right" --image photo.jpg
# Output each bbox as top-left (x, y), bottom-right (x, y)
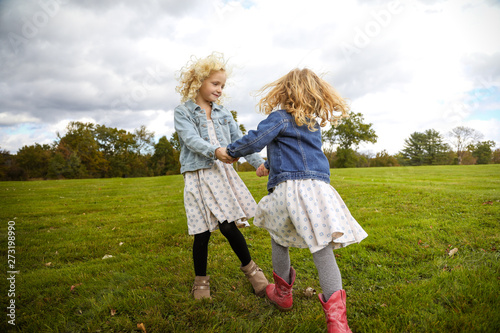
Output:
top-left (1, 165), bottom-right (499, 332)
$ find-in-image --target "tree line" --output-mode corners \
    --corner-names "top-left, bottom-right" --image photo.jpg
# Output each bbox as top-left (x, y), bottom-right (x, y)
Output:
top-left (1, 122), bottom-right (180, 180)
top-left (1, 112), bottom-right (498, 181)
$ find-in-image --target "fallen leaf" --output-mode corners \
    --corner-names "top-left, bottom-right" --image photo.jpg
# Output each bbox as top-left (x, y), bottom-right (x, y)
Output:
top-left (137, 323), bottom-right (147, 333)
top-left (45, 262), bottom-right (52, 266)
top-left (119, 242), bottom-right (124, 246)
top-left (71, 283), bottom-right (82, 291)
top-left (448, 248), bottom-right (458, 257)
top-left (110, 309), bottom-right (117, 316)
top-left (102, 254), bottom-right (113, 259)
top-left (380, 303), bottom-right (387, 307)
top-left (304, 287), bottom-right (316, 297)
top-left (482, 201), bottom-right (493, 205)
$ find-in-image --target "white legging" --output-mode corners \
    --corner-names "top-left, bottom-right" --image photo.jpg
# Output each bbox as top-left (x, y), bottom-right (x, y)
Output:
top-left (271, 238), bottom-right (342, 300)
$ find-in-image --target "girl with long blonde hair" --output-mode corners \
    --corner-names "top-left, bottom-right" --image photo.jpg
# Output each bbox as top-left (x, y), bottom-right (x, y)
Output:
top-left (226, 68), bottom-right (367, 333)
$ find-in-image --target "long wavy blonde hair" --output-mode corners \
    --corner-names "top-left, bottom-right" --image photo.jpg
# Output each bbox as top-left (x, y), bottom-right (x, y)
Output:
top-left (257, 68), bottom-right (350, 130)
top-left (175, 52), bottom-right (230, 104)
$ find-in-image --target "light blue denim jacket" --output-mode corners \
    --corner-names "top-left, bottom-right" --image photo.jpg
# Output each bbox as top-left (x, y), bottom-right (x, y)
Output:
top-left (227, 109), bottom-right (330, 192)
top-left (174, 100), bottom-right (265, 174)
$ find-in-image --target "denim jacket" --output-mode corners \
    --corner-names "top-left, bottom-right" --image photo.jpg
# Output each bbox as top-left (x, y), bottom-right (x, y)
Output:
top-left (227, 110), bottom-right (331, 192)
top-left (174, 100), bottom-right (265, 174)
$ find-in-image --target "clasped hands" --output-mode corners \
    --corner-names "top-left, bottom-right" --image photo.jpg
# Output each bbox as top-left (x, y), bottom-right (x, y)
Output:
top-left (215, 147), bottom-right (269, 177)
top-left (215, 147), bottom-right (238, 164)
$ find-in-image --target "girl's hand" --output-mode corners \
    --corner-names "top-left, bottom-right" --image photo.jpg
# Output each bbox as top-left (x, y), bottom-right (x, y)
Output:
top-left (216, 147), bottom-right (238, 163)
top-left (256, 163), bottom-right (269, 177)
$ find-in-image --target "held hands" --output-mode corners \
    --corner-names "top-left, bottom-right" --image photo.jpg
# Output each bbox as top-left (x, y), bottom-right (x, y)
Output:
top-left (256, 163), bottom-right (269, 177)
top-left (215, 147), bottom-right (239, 164)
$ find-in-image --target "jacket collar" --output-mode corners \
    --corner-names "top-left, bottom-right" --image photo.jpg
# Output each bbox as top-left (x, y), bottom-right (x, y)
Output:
top-left (186, 99), bottom-right (222, 113)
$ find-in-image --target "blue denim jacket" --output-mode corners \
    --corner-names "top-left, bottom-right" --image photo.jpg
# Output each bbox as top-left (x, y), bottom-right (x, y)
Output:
top-left (174, 100), bottom-right (265, 174)
top-left (227, 109), bottom-right (330, 191)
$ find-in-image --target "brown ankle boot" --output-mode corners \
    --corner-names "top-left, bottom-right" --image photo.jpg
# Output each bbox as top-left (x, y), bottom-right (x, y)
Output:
top-left (240, 260), bottom-right (269, 297)
top-left (319, 290), bottom-right (352, 333)
top-left (192, 276), bottom-right (211, 300)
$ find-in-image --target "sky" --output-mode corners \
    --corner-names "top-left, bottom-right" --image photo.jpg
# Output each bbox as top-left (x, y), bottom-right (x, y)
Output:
top-left (1, 0), bottom-right (499, 156)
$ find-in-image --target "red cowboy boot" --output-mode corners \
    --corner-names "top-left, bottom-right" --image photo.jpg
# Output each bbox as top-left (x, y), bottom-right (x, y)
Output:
top-left (265, 267), bottom-right (296, 311)
top-left (318, 289), bottom-right (352, 333)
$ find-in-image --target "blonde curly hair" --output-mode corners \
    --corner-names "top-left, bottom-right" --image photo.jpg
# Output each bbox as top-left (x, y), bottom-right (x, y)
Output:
top-left (256, 68), bottom-right (350, 130)
top-left (175, 52), bottom-right (230, 104)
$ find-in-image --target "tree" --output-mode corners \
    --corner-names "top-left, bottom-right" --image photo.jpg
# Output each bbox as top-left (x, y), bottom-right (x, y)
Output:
top-left (492, 148), bottom-right (500, 164)
top-left (48, 150), bottom-right (86, 179)
top-left (231, 110), bottom-right (247, 135)
top-left (16, 143), bottom-right (53, 179)
top-left (369, 150), bottom-right (400, 167)
top-left (448, 126), bottom-right (483, 165)
top-left (169, 131), bottom-right (180, 151)
top-left (134, 125), bottom-right (155, 155)
top-left (150, 136), bottom-right (180, 175)
top-left (322, 112), bottom-right (377, 168)
top-left (0, 148), bottom-right (12, 180)
top-left (400, 129), bottom-right (451, 165)
top-left (469, 140), bottom-right (496, 164)
top-left (56, 122), bottom-right (108, 177)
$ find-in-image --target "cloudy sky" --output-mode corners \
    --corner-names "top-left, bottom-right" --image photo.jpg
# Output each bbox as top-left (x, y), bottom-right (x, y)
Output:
top-left (1, 0), bottom-right (499, 156)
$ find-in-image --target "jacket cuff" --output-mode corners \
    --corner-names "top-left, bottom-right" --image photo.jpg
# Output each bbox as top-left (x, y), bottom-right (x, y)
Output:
top-left (205, 145), bottom-right (220, 160)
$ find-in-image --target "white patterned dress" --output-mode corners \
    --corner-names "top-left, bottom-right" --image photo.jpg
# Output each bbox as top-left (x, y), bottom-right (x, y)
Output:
top-left (254, 179), bottom-right (368, 253)
top-left (183, 120), bottom-right (258, 235)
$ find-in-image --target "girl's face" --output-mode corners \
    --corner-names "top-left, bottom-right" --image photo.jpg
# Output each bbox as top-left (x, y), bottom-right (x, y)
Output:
top-left (196, 71), bottom-right (226, 105)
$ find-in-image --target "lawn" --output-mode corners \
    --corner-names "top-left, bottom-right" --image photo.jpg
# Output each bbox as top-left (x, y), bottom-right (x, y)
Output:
top-left (1, 165), bottom-right (499, 332)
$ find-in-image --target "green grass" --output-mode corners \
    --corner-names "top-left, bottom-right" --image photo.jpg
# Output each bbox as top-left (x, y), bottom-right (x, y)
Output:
top-left (1, 165), bottom-right (499, 332)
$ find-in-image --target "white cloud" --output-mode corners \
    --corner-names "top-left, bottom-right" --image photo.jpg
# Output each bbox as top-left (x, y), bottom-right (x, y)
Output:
top-left (0, 0), bottom-right (499, 155)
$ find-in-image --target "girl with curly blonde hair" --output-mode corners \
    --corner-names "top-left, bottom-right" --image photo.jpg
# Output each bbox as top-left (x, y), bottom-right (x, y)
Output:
top-left (226, 68), bottom-right (367, 333)
top-left (174, 52), bottom-right (269, 300)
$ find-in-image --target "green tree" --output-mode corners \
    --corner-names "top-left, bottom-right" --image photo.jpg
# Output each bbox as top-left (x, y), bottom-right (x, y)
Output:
top-left (369, 150), bottom-right (400, 167)
top-left (169, 131), bottom-right (180, 151)
top-left (470, 140), bottom-right (496, 164)
top-left (400, 129), bottom-right (451, 165)
top-left (493, 148), bottom-right (500, 164)
top-left (231, 110), bottom-right (247, 135)
top-left (56, 122), bottom-right (108, 177)
top-left (0, 148), bottom-right (11, 180)
top-left (150, 136), bottom-right (180, 175)
top-left (134, 125), bottom-right (155, 155)
top-left (48, 150), bottom-right (86, 179)
top-left (94, 124), bottom-right (152, 177)
top-left (322, 112), bottom-right (377, 168)
top-left (16, 143), bottom-right (53, 179)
